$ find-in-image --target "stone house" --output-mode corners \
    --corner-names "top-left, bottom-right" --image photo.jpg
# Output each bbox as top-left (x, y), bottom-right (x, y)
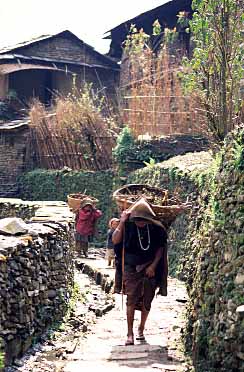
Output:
top-left (0, 30), bottom-right (120, 106)
top-left (0, 30), bottom-right (120, 197)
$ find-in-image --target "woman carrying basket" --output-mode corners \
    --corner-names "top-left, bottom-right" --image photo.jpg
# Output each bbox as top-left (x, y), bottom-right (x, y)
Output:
top-left (112, 198), bottom-right (168, 346)
top-left (75, 198), bottom-right (102, 258)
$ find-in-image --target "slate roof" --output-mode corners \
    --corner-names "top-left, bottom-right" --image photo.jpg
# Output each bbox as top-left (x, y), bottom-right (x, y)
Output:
top-left (0, 30), bottom-right (119, 70)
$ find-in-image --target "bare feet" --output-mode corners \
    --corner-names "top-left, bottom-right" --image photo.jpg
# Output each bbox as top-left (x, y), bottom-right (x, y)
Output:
top-left (136, 327), bottom-right (145, 341)
top-left (136, 334), bottom-right (146, 341)
top-left (125, 334), bottom-right (134, 346)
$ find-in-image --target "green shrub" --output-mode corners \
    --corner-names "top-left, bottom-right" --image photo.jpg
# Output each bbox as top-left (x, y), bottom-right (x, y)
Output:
top-left (112, 126), bottom-right (170, 175)
top-left (112, 126), bottom-right (136, 176)
top-left (0, 338), bottom-right (4, 371)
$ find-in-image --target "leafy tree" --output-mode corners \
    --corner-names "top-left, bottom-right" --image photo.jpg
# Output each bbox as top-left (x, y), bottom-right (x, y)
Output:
top-left (182, 0), bottom-right (244, 144)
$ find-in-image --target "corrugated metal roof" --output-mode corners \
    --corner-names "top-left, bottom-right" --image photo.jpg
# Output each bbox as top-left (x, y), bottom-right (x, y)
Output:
top-left (0, 119), bottom-right (29, 131)
top-left (0, 53), bottom-right (120, 72)
top-left (0, 63), bottom-right (61, 75)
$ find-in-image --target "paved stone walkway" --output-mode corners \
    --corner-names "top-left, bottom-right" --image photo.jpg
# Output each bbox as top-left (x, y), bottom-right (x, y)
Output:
top-left (62, 255), bottom-right (193, 372)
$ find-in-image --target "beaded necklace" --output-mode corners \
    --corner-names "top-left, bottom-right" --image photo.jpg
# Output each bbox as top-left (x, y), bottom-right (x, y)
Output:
top-left (136, 225), bottom-right (151, 251)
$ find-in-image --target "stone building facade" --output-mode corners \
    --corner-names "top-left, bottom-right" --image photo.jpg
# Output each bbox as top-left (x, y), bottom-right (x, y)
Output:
top-left (0, 31), bottom-right (120, 197)
top-left (0, 121), bottom-right (29, 197)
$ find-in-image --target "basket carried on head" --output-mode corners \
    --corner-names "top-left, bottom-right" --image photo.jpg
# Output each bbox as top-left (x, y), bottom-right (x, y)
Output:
top-left (67, 193), bottom-right (99, 212)
top-left (112, 183), bottom-right (188, 228)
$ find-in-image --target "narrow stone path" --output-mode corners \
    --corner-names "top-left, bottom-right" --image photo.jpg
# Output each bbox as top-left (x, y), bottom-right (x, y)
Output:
top-left (5, 252), bottom-right (193, 372)
top-left (62, 256), bottom-right (193, 372)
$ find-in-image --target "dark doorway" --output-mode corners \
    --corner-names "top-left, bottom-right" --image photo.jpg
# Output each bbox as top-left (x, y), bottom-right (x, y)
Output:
top-left (44, 70), bottom-right (53, 104)
top-left (8, 69), bottom-right (53, 105)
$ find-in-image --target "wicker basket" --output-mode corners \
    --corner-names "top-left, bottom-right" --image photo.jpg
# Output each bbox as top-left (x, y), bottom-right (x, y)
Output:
top-left (67, 193), bottom-right (98, 212)
top-left (112, 183), bottom-right (187, 227)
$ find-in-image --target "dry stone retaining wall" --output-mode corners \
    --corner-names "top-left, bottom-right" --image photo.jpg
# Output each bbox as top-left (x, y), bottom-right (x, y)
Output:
top-left (127, 130), bottom-right (244, 372)
top-left (183, 129), bottom-right (244, 372)
top-left (0, 209), bottom-right (74, 366)
top-left (0, 199), bottom-right (38, 221)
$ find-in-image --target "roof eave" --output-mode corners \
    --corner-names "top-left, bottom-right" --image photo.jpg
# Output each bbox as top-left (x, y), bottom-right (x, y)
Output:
top-left (0, 54), bottom-right (120, 72)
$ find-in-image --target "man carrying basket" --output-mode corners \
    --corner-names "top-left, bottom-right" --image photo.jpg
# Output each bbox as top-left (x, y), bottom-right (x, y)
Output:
top-left (112, 198), bottom-right (168, 346)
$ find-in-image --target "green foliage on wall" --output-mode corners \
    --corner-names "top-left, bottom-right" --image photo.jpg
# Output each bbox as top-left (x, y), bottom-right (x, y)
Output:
top-left (112, 126), bottom-right (136, 167)
top-left (0, 338), bottom-right (4, 371)
top-left (182, 127), bottom-right (244, 371)
top-left (127, 126), bottom-right (244, 370)
top-left (0, 353), bottom-right (4, 371)
top-left (112, 126), bottom-right (170, 176)
top-left (18, 168), bottom-right (118, 241)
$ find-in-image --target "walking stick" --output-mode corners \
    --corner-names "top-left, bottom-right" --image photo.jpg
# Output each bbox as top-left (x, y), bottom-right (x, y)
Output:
top-left (121, 227), bottom-right (125, 310)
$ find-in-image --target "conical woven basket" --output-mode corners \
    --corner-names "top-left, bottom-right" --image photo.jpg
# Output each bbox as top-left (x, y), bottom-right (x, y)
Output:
top-left (113, 184), bottom-right (187, 227)
top-left (67, 193), bottom-right (98, 212)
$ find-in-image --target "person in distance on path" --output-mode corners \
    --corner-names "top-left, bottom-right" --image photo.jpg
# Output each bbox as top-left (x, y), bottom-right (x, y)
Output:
top-left (75, 199), bottom-right (102, 258)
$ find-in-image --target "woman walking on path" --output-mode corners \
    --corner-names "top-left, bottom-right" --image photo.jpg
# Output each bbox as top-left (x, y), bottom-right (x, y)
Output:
top-left (75, 199), bottom-right (102, 258)
top-left (112, 198), bottom-right (168, 346)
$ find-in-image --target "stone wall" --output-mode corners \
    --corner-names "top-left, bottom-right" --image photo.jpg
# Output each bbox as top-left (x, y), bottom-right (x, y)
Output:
top-left (0, 125), bottom-right (29, 197)
top-left (0, 199), bottom-right (38, 220)
top-left (182, 128), bottom-right (244, 372)
top-left (127, 127), bottom-right (244, 371)
top-left (122, 134), bottom-right (209, 174)
top-left (0, 219), bottom-right (74, 366)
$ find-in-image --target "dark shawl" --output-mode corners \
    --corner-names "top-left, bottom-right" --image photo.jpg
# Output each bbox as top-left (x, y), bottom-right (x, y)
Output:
top-left (115, 222), bottom-right (168, 296)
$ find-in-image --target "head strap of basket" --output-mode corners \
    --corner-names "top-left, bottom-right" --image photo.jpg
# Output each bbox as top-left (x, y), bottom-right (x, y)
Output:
top-left (129, 198), bottom-right (164, 229)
